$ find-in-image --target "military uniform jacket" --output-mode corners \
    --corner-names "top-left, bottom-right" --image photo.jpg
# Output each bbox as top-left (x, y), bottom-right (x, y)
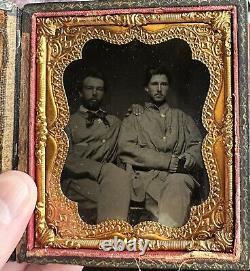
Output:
top-left (118, 103), bottom-right (203, 202)
top-left (63, 106), bottom-right (121, 200)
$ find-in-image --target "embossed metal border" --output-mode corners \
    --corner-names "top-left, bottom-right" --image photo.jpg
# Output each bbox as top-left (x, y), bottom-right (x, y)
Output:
top-left (33, 10), bottom-right (234, 250)
top-left (17, 1), bottom-right (249, 270)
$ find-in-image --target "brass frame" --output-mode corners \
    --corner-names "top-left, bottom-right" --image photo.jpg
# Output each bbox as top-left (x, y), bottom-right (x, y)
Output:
top-left (34, 10), bottom-right (233, 252)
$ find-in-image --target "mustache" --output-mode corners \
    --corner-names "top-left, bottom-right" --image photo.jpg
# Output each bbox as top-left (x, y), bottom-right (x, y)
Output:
top-left (154, 94), bottom-right (164, 97)
top-left (81, 98), bottom-right (102, 105)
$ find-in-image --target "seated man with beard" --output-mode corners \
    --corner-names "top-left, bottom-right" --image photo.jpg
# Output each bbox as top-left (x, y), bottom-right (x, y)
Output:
top-left (62, 70), bottom-right (131, 224)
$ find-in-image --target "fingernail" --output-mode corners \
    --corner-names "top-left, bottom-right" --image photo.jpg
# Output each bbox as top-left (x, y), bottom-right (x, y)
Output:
top-left (0, 176), bottom-right (29, 225)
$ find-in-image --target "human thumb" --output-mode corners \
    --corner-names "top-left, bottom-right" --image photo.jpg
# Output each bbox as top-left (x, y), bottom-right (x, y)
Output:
top-left (0, 171), bottom-right (37, 269)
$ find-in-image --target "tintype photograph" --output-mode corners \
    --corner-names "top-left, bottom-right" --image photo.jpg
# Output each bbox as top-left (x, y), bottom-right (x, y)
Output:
top-left (61, 39), bottom-right (210, 227)
top-left (14, 0), bottom-right (249, 269)
top-left (33, 8), bottom-right (234, 250)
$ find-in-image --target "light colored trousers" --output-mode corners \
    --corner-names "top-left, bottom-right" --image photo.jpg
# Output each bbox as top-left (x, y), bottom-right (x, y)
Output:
top-left (63, 163), bottom-right (131, 223)
top-left (145, 173), bottom-right (195, 227)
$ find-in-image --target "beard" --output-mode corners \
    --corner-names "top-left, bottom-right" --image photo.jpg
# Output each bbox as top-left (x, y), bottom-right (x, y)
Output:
top-left (82, 98), bottom-right (101, 111)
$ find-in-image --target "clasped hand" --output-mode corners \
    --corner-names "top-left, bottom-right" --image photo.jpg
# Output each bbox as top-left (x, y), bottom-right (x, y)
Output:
top-left (169, 153), bottom-right (196, 173)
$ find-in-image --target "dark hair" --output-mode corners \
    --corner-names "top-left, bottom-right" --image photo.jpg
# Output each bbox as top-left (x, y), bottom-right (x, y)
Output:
top-left (77, 69), bottom-right (106, 92)
top-left (144, 66), bottom-right (171, 87)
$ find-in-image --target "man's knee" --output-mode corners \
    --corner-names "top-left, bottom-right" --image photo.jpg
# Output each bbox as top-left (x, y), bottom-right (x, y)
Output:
top-left (102, 162), bottom-right (117, 172)
top-left (166, 173), bottom-right (195, 190)
top-left (100, 163), bottom-right (131, 187)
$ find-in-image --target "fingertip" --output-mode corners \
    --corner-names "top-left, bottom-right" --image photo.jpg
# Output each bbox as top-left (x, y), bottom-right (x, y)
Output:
top-left (1, 171), bottom-right (37, 202)
top-left (0, 171), bottom-right (37, 268)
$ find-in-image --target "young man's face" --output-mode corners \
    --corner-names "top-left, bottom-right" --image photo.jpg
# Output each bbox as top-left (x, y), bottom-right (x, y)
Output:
top-left (145, 74), bottom-right (169, 105)
top-left (80, 76), bottom-right (105, 111)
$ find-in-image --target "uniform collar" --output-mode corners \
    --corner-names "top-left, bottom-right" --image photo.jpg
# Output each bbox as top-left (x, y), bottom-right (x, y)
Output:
top-left (79, 105), bottom-right (107, 114)
top-left (145, 102), bottom-right (170, 112)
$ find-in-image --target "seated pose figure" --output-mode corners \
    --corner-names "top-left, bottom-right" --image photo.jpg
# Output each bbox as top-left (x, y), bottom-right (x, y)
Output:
top-left (62, 69), bottom-right (131, 224)
top-left (118, 67), bottom-right (203, 227)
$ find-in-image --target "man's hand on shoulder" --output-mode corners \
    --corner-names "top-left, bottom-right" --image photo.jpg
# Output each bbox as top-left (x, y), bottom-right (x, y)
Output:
top-left (126, 104), bottom-right (144, 116)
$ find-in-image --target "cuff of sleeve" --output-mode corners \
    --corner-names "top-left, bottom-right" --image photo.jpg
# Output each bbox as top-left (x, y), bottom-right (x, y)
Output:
top-left (156, 152), bottom-right (172, 170)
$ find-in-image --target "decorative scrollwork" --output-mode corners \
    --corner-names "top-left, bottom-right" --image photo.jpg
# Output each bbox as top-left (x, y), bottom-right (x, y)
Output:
top-left (52, 238), bottom-right (100, 249)
top-left (182, 11), bottom-right (231, 56)
top-left (105, 14), bottom-right (147, 26)
top-left (223, 96), bottom-right (233, 165)
top-left (35, 11), bottom-right (233, 251)
top-left (36, 202), bottom-right (55, 246)
top-left (187, 230), bottom-right (233, 252)
top-left (35, 102), bottom-right (48, 165)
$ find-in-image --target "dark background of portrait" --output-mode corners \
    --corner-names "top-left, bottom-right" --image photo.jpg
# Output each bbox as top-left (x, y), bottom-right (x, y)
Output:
top-left (64, 39), bottom-right (210, 135)
top-left (63, 38), bottom-right (210, 203)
